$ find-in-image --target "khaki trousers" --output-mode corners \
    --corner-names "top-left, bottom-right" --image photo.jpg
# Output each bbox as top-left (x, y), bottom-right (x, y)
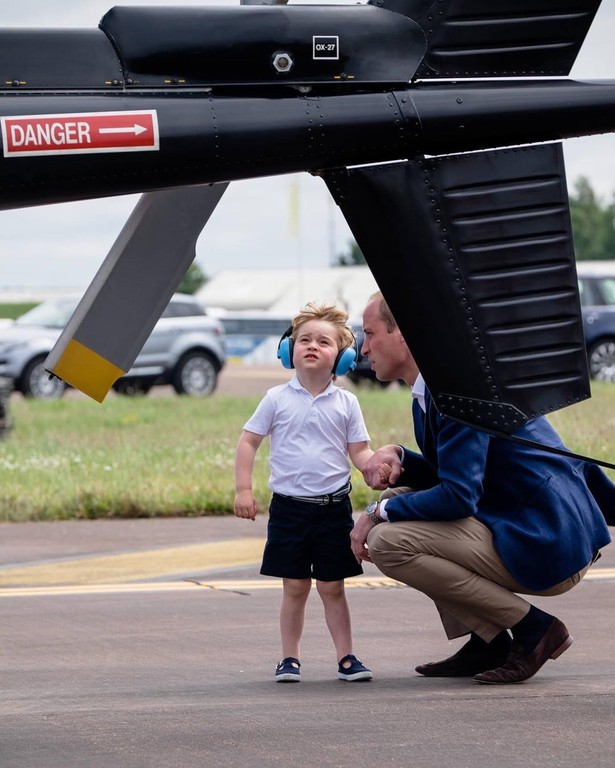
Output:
top-left (367, 504), bottom-right (590, 642)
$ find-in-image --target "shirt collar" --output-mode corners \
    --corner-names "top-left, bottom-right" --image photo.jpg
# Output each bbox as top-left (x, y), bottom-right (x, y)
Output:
top-left (289, 374), bottom-right (336, 397)
top-left (412, 372), bottom-right (426, 412)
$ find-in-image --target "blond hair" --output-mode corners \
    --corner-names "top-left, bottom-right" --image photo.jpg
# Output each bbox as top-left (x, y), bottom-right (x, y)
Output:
top-left (291, 301), bottom-right (354, 351)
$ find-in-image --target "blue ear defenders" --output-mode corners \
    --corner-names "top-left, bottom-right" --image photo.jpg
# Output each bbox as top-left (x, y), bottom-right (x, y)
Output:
top-left (276, 327), bottom-right (295, 369)
top-left (277, 326), bottom-right (358, 376)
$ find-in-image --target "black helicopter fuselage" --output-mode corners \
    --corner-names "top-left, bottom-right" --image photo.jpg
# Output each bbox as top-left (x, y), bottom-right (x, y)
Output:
top-left (1, 3), bottom-right (614, 209)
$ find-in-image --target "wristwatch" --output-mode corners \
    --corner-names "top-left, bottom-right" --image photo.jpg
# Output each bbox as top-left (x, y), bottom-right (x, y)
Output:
top-left (364, 502), bottom-right (383, 525)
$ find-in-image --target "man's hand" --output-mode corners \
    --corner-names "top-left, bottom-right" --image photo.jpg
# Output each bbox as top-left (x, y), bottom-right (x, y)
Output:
top-left (351, 513), bottom-right (375, 563)
top-left (362, 445), bottom-right (403, 489)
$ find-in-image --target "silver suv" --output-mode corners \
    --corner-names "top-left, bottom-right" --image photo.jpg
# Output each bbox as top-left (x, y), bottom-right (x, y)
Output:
top-left (0, 293), bottom-right (226, 399)
top-left (577, 262), bottom-right (615, 382)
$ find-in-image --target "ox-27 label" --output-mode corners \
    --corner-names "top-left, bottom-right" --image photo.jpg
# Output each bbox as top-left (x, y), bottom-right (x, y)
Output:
top-left (313, 36), bottom-right (339, 60)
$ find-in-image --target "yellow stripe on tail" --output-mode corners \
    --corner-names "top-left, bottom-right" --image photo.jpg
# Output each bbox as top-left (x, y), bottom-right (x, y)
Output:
top-left (50, 338), bottom-right (125, 403)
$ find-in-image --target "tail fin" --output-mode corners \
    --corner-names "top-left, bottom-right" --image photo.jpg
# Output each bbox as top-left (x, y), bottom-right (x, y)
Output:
top-left (324, 143), bottom-right (589, 432)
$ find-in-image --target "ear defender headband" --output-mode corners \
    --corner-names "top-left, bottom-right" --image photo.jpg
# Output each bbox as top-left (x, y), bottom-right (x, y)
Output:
top-left (276, 326), bottom-right (295, 370)
top-left (277, 326), bottom-right (358, 376)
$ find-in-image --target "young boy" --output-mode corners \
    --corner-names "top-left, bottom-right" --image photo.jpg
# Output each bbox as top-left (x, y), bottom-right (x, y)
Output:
top-left (234, 301), bottom-right (378, 683)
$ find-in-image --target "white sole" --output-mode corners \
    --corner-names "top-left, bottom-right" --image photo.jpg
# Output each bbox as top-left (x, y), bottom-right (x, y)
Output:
top-left (337, 672), bottom-right (373, 682)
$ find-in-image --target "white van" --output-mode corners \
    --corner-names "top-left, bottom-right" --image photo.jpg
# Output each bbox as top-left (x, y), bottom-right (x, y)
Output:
top-left (212, 310), bottom-right (291, 364)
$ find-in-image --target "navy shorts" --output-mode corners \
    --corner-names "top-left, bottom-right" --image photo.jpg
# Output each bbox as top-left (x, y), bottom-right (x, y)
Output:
top-left (260, 493), bottom-right (363, 582)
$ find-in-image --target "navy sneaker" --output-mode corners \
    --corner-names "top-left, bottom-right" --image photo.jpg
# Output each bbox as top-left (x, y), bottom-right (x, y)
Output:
top-left (275, 657), bottom-right (301, 682)
top-left (337, 654), bottom-right (373, 682)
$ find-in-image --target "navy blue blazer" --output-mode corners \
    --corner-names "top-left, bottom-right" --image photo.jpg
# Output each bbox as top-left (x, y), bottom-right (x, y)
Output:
top-left (385, 392), bottom-right (613, 591)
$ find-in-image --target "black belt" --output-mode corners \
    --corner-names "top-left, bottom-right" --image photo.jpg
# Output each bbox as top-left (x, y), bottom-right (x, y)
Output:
top-left (276, 481), bottom-right (352, 506)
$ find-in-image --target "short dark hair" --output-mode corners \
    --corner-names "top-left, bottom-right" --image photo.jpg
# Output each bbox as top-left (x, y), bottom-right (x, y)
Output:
top-left (370, 291), bottom-right (397, 332)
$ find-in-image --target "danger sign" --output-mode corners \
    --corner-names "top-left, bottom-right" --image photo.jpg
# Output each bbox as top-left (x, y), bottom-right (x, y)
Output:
top-left (1, 110), bottom-right (159, 157)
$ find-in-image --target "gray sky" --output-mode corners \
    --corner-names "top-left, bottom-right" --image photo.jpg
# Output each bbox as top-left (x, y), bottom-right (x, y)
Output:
top-left (1, 0), bottom-right (615, 290)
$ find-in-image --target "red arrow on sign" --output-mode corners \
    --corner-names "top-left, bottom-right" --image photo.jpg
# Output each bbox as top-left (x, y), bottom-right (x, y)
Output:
top-left (1, 110), bottom-right (159, 157)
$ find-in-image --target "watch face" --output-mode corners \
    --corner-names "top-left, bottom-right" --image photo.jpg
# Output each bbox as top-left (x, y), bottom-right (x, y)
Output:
top-left (366, 502), bottom-right (377, 514)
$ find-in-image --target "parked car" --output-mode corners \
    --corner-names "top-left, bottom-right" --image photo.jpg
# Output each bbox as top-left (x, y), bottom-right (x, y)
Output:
top-left (578, 261), bottom-right (615, 382)
top-left (0, 293), bottom-right (226, 399)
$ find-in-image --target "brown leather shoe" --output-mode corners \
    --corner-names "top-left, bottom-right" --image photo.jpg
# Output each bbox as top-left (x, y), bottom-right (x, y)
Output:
top-left (416, 632), bottom-right (511, 677)
top-left (473, 618), bottom-right (573, 684)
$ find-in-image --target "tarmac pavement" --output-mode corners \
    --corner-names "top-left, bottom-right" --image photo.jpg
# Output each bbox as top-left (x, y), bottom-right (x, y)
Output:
top-left (0, 515), bottom-right (614, 768)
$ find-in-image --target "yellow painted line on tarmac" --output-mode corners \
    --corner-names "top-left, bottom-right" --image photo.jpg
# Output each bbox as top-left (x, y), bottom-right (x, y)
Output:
top-left (0, 582), bottom-right (205, 597)
top-left (1, 568), bottom-right (614, 599)
top-left (0, 576), bottom-right (403, 598)
top-left (0, 550), bottom-right (612, 599)
top-left (0, 538), bottom-right (266, 588)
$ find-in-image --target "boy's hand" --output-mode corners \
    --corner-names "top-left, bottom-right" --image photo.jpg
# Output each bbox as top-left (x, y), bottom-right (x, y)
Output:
top-left (377, 462), bottom-right (393, 485)
top-left (363, 445), bottom-right (403, 489)
top-left (234, 490), bottom-right (259, 521)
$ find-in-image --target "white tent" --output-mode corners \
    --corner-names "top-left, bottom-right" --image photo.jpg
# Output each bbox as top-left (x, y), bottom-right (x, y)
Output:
top-left (197, 265), bottom-right (379, 321)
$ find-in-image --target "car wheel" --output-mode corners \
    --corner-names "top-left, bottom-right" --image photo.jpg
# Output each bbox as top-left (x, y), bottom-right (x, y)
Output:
top-left (587, 338), bottom-right (615, 382)
top-left (20, 357), bottom-right (67, 400)
top-left (172, 351), bottom-right (218, 396)
top-left (112, 379), bottom-right (153, 396)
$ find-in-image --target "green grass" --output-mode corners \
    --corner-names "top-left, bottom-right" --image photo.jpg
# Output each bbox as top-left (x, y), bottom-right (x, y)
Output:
top-left (0, 302), bottom-right (37, 320)
top-left (0, 383), bottom-right (612, 522)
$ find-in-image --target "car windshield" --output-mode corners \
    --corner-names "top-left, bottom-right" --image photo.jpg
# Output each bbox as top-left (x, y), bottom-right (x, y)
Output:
top-left (600, 277), bottom-right (615, 304)
top-left (15, 298), bottom-right (79, 329)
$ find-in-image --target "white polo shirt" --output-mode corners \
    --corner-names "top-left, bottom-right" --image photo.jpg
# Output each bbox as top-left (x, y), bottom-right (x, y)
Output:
top-left (243, 375), bottom-right (370, 497)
